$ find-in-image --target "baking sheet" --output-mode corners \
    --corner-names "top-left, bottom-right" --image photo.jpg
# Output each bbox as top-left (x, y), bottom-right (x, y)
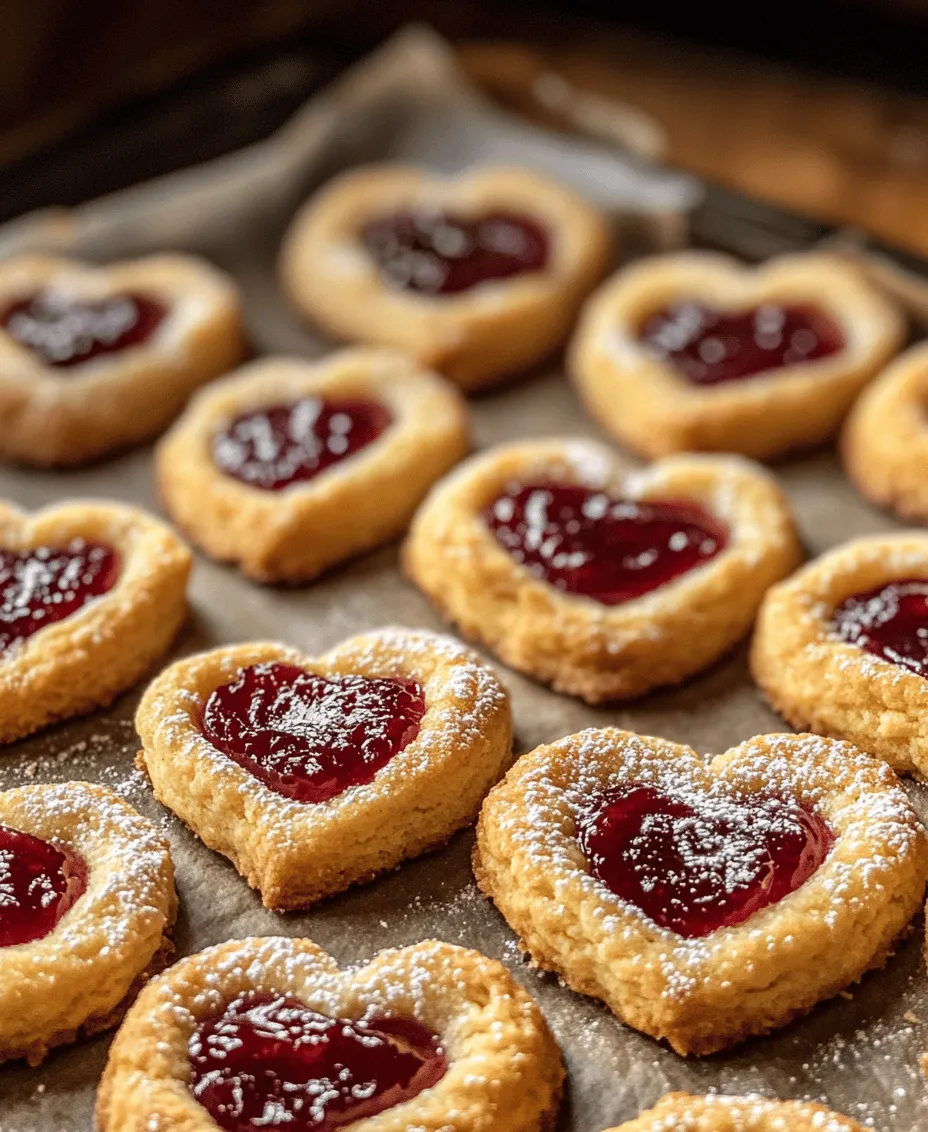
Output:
top-left (1, 25), bottom-right (927, 1132)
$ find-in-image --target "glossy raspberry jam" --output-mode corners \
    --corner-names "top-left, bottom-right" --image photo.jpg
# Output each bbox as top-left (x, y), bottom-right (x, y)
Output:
top-left (0, 825), bottom-right (87, 947)
top-left (484, 482), bottom-right (727, 605)
top-left (361, 209), bottom-right (549, 294)
top-left (201, 663), bottom-right (427, 804)
top-left (189, 993), bottom-right (446, 1132)
top-left (637, 301), bottom-right (844, 385)
top-left (0, 541), bottom-right (119, 654)
top-left (578, 783), bottom-right (833, 938)
top-left (2, 291), bottom-right (166, 368)
top-left (211, 398), bottom-right (392, 491)
top-left (833, 579), bottom-right (928, 678)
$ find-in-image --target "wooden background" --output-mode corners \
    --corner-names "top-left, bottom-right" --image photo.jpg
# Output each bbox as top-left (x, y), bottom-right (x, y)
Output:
top-left (6, 2), bottom-right (928, 253)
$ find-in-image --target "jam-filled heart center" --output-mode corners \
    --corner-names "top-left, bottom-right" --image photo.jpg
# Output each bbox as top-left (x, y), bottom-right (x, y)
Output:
top-left (189, 992), bottom-right (446, 1132)
top-left (833, 578), bottom-right (928, 678)
top-left (0, 540), bottom-right (119, 654)
top-left (637, 300), bottom-right (844, 385)
top-left (578, 783), bottom-right (833, 938)
top-left (2, 290), bottom-right (166, 368)
top-left (484, 482), bottom-right (727, 605)
top-left (361, 209), bottom-right (549, 294)
top-left (211, 397), bottom-right (392, 491)
top-left (201, 663), bottom-right (427, 804)
top-left (0, 825), bottom-right (87, 948)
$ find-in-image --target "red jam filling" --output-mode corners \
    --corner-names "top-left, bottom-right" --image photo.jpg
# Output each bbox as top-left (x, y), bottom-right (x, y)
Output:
top-left (833, 579), bottom-right (928, 678)
top-left (0, 541), bottom-right (119, 654)
top-left (578, 783), bottom-right (834, 938)
top-left (0, 825), bottom-right (87, 947)
top-left (211, 398), bottom-right (392, 491)
top-left (2, 291), bottom-right (166, 368)
top-left (361, 209), bottom-right (549, 294)
top-left (637, 301), bottom-right (844, 385)
top-left (483, 482), bottom-right (727, 605)
top-left (201, 663), bottom-right (426, 804)
top-left (189, 993), bottom-right (446, 1132)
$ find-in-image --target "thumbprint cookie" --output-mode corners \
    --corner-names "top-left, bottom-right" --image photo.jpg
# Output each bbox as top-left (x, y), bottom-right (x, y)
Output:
top-left (0, 252), bottom-right (245, 465)
top-left (0, 781), bottom-right (176, 1065)
top-left (97, 935), bottom-right (563, 1132)
top-left (752, 533), bottom-right (928, 775)
top-left (136, 628), bottom-right (511, 909)
top-left (0, 499), bottom-right (190, 745)
top-left (569, 251), bottom-right (903, 460)
top-left (279, 164), bottom-right (611, 391)
top-left (403, 439), bottom-right (801, 703)
top-left (474, 728), bottom-right (927, 1055)
top-left (605, 1093), bottom-right (866, 1132)
top-left (156, 349), bottom-right (469, 583)
top-left (843, 341), bottom-right (928, 522)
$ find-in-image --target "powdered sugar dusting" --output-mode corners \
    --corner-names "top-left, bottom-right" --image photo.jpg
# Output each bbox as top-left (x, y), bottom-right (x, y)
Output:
top-left (485, 730), bottom-right (924, 1001)
top-left (147, 935), bottom-right (519, 1059)
top-left (0, 779), bottom-right (173, 956)
top-left (632, 1093), bottom-right (863, 1131)
top-left (3, 721), bottom-right (154, 811)
top-left (200, 662), bottom-right (427, 803)
top-left (579, 782), bottom-right (832, 938)
top-left (140, 629), bottom-right (509, 848)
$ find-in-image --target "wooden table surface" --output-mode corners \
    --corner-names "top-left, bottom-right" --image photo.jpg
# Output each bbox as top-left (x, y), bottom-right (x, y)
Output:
top-left (458, 35), bottom-right (928, 256)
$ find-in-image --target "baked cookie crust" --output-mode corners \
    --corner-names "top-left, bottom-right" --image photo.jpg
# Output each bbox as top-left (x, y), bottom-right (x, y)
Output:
top-left (0, 253), bottom-right (245, 466)
top-left (569, 251), bottom-right (904, 460)
top-left (279, 164), bottom-right (611, 391)
top-left (96, 935), bottom-right (564, 1132)
top-left (136, 627), bottom-right (512, 909)
top-left (0, 499), bottom-right (191, 745)
top-left (156, 348), bottom-right (470, 583)
top-left (605, 1093), bottom-right (866, 1132)
top-left (842, 342), bottom-right (928, 522)
top-left (474, 728), bottom-right (928, 1055)
top-left (403, 439), bottom-right (801, 703)
top-left (0, 781), bottom-right (176, 1065)
top-left (751, 533), bottom-right (928, 775)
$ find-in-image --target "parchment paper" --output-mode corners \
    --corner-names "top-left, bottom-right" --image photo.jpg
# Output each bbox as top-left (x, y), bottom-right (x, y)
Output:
top-left (1, 26), bottom-right (926, 1132)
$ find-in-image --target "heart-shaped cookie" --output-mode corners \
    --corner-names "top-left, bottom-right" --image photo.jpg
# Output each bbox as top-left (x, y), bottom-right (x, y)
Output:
top-left (97, 935), bottom-right (563, 1132)
top-left (156, 348), bottom-right (470, 583)
top-left (0, 781), bottom-right (176, 1065)
top-left (569, 251), bottom-right (903, 460)
top-left (0, 499), bottom-right (191, 744)
top-left (136, 627), bottom-right (512, 909)
top-left (0, 253), bottom-right (245, 466)
top-left (606, 1094), bottom-right (866, 1132)
top-left (843, 341), bottom-right (928, 522)
top-left (404, 439), bottom-right (801, 702)
top-left (280, 164), bottom-right (611, 390)
top-left (474, 728), bottom-right (928, 1055)
top-left (751, 533), bottom-right (928, 775)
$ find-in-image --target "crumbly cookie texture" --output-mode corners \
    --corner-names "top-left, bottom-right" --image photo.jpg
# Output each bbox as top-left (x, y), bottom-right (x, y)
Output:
top-left (569, 250), bottom-right (904, 460)
top-left (474, 728), bottom-right (928, 1056)
top-left (279, 164), bottom-right (611, 391)
top-left (842, 341), bottom-right (928, 522)
top-left (0, 781), bottom-right (176, 1065)
top-left (403, 438), bottom-right (802, 703)
top-left (605, 1093), bottom-right (866, 1131)
top-left (136, 627), bottom-right (512, 909)
top-left (751, 534), bottom-right (928, 775)
top-left (0, 499), bottom-right (191, 745)
top-left (0, 253), bottom-right (245, 466)
top-left (156, 348), bottom-right (470, 583)
top-left (96, 935), bottom-right (564, 1132)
